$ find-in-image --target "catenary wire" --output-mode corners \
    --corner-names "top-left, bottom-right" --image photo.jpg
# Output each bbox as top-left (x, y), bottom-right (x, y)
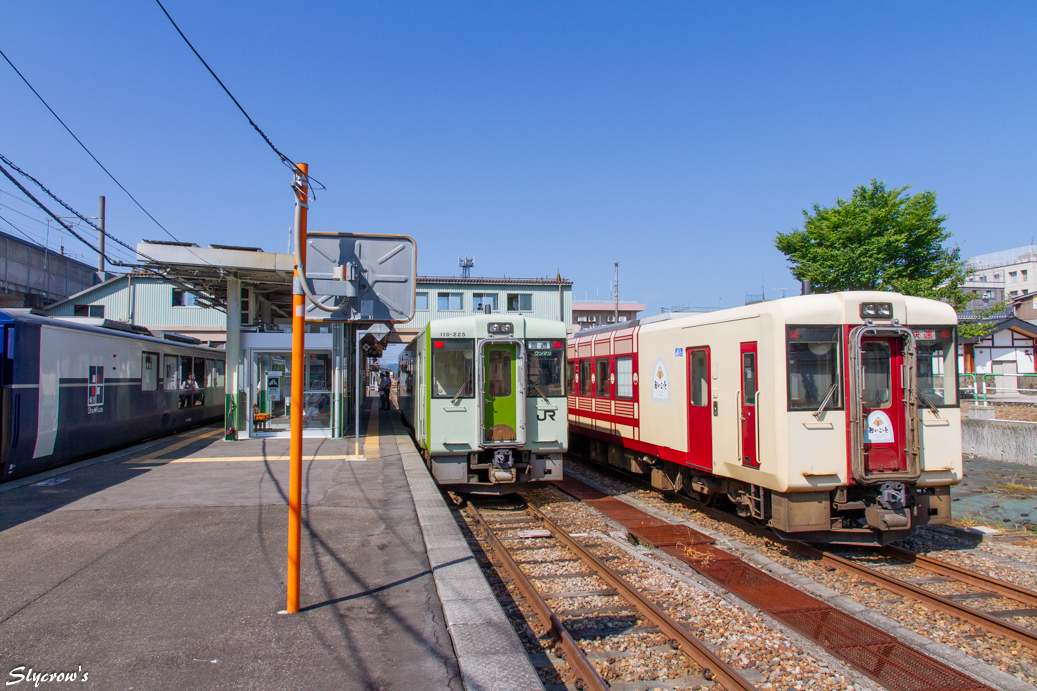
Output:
top-left (0, 47), bottom-right (215, 265)
top-left (151, 0), bottom-right (325, 194)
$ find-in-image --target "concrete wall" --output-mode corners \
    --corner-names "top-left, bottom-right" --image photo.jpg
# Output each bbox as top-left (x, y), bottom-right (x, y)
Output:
top-left (962, 418), bottom-right (1037, 466)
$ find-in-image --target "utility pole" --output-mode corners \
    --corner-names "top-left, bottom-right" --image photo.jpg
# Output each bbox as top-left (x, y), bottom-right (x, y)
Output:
top-left (286, 163), bottom-right (309, 615)
top-left (98, 196), bottom-right (106, 276)
top-left (614, 262), bottom-right (619, 324)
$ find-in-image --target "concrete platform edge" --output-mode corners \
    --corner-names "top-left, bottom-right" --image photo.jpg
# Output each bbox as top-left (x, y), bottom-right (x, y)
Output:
top-left (392, 419), bottom-right (545, 691)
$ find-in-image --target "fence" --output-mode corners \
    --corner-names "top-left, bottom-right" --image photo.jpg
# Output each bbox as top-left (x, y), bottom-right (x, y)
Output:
top-left (960, 372), bottom-right (1037, 406)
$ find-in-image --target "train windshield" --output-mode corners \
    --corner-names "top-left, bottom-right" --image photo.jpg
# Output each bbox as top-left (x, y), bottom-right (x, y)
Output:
top-left (432, 339), bottom-right (474, 398)
top-left (527, 340), bottom-right (565, 397)
top-left (787, 326), bottom-right (842, 411)
top-left (914, 327), bottom-right (957, 406)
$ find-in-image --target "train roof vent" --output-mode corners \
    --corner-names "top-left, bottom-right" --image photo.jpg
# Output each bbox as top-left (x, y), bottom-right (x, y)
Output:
top-left (154, 330), bottom-right (202, 345)
top-left (53, 317), bottom-right (154, 336)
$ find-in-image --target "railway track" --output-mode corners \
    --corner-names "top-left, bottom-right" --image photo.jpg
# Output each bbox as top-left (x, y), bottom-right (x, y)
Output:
top-left (568, 454), bottom-right (1037, 652)
top-left (466, 499), bottom-right (757, 691)
top-left (550, 469), bottom-right (999, 691)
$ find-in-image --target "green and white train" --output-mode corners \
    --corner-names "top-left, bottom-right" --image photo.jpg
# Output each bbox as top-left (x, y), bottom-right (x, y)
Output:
top-left (399, 314), bottom-right (567, 493)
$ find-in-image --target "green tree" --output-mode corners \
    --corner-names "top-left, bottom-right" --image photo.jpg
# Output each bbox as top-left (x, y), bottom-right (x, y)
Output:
top-left (776, 179), bottom-right (969, 307)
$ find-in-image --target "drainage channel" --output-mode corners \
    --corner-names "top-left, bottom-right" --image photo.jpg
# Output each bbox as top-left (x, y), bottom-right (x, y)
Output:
top-left (552, 478), bottom-right (994, 691)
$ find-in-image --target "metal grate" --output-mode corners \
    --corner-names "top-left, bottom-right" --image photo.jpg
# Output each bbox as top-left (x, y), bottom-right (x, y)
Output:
top-left (627, 524), bottom-right (714, 547)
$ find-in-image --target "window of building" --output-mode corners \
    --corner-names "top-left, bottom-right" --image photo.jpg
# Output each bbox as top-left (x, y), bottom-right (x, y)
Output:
top-left (241, 288), bottom-right (251, 325)
top-left (432, 339), bottom-right (474, 398)
top-left (74, 305), bottom-right (104, 318)
top-left (415, 292), bottom-right (429, 310)
top-left (578, 360), bottom-right (592, 396)
top-left (1010, 271), bottom-right (1018, 283)
top-left (507, 293), bottom-right (532, 312)
top-left (141, 352), bottom-right (159, 392)
top-left (473, 293), bottom-right (498, 313)
top-left (172, 289), bottom-right (198, 307)
top-left (437, 292), bottom-right (462, 311)
top-left (618, 316), bottom-right (627, 322)
top-left (994, 273), bottom-right (1001, 280)
top-left (1023, 270), bottom-right (1029, 281)
top-left (1010, 290), bottom-right (1019, 297)
top-left (595, 358), bottom-right (611, 397)
top-left (616, 356), bottom-right (633, 399)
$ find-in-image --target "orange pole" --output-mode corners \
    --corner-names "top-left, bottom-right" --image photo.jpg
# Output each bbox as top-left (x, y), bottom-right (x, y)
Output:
top-left (287, 162), bottom-right (308, 614)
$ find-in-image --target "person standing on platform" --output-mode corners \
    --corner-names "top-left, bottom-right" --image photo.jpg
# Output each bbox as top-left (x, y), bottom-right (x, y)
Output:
top-left (379, 371), bottom-right (392, 410)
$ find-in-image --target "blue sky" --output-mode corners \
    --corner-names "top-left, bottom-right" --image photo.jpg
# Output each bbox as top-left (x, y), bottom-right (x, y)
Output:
top-left (1, 2), bottom-right (1034, 313)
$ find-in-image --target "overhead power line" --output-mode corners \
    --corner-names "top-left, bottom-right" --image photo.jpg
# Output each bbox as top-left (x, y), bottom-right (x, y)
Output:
top-left (153, 0), bottom-right (323, 191)
top-left (0, 48), bottom-right (194, 246)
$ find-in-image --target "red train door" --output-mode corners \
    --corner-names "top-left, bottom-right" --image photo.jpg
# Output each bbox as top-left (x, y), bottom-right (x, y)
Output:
top-left (740, 342), bottom-right (758, 468)
top-left (686, 347), bottom-right (712, 470)
top-left (861, 336), bottom-right (907, 473)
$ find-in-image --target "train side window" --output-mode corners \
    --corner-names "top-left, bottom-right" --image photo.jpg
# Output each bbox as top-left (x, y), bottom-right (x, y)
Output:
top-left (566, 361), bottom-right (575, 395)
top-left (595, 358), bottom-right (611, 398)
top-left (164, 355), bottom-right (179, 391)
top-left (578, 360), bottom-right (592, 396)
top-left (205, 359), bottom-right (216, 388)
top-left (690, 351), bottom-right (708, 406)
top-left (215, 360), bottom-right (226, 388)
top-left (742, 352), bottom-right (756, 406)
top-left (787, 326), bottom-right (842, 411)
top-left (432, 339), bottom-right (474, 398)
top-left (615, 356), bottom-right (633, 399)
top-left (141, 352), bottom-right (159, 392)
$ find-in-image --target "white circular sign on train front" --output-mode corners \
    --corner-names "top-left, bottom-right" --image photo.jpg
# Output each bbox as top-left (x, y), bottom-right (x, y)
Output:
top-left (651, 358), bottom-right (670, 403)
top-left (864, 411), bottom-right (894, 444)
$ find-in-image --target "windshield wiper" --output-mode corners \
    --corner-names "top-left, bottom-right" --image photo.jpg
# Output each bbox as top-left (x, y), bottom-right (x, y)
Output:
top-left (813, 383), bottom-right (839, 420)
top-left (918, 391), bottom-right (941, 418)
top-left (531, 383), bottom-right (551, 405)
top-left (451, 372), bottom-right (471, 404)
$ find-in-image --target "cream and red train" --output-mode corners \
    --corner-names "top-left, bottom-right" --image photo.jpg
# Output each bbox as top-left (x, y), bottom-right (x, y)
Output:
top-left (568, 292), bottom-right (960, 544)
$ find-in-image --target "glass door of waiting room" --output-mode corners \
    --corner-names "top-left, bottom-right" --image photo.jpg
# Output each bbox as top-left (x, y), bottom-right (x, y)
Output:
top-left (252, 351), bottom-right (333, 435)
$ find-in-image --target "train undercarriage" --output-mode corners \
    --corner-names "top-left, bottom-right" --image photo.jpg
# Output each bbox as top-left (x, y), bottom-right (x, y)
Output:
top-left (572, 434), bottom-right (952, 546)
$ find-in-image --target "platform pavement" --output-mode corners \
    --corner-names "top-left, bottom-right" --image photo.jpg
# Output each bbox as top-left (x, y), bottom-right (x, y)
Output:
top-left (0, 399), bottom-right (542, 691)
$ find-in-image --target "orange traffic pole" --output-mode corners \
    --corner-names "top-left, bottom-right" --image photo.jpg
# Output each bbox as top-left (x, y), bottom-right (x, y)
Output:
top-left (287, 162), bottom-right (308, 614)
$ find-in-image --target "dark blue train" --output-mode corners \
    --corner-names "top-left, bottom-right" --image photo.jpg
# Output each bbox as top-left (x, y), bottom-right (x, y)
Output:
top-left (0, 310), bottom-right (225, 482)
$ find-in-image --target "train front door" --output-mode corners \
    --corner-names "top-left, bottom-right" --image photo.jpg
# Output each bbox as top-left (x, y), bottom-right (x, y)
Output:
top-left (483, 343), bottom-right (518, 443)
top-left (686, 347), bottom-right (712, 471)
top-left (860, 336), bottom-right (907, 474)
top-left (739, 342), bottom-right (758, 468)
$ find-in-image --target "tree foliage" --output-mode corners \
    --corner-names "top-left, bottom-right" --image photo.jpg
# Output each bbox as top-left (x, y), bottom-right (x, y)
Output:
top-left (775, 179), bottom-right (969, 308)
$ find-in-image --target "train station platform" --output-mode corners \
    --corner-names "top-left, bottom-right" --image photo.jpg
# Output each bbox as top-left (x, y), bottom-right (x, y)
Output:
top-left (0, 400), bottom-right (541, 691)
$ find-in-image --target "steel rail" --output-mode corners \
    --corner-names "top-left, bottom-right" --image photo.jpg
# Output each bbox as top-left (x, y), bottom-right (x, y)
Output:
top-left (566, 460), bottom-right (1037, 653)
top-left (467, 505), bottom-right (609, 691)
top-left (525, 503), bottom-right (758, 691)
top-left (880, 545), bottom-right (1037, 608)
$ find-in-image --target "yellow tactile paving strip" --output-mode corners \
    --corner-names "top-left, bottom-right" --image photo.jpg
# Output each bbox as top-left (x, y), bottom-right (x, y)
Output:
top-left (121, 427), bottom-right (224, 464)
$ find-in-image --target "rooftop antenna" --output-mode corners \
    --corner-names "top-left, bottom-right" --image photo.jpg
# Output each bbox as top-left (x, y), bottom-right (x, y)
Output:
top-left (458, 256), bottom-right (474, 279)
top-left (614, 261), bottom-right (619, 324)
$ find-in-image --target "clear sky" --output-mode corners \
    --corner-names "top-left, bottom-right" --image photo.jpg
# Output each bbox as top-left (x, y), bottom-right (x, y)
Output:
top-left (1, 2), bottom-right (1034, 314)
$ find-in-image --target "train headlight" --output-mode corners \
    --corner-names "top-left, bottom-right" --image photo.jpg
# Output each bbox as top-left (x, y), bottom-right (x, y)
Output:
top-left (859, 302), bottom-right (893, 320)
top-left (488, 322), bottom-right (513, 335)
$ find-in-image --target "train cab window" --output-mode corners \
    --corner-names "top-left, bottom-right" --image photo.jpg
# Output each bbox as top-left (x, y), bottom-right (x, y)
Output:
top-left (915, 328), bottom-right (957, 406)
top-left (578, 360), bottom-right (592, 396)
top-left (566, 361), bottom-right (575, 395)
top-left (595, 359), bottom-right (611, 398)
top-left (742, 352), bottom-right (757, 406)
top-left (616, 356), bottom-right (633, 399)
top-left (527, 340), bottom-right (564, 397)
top-left (432, 339), bottom-right (474, 398)
top-left (861, 342), bottom-right (892, 408)
top-left (690, 351), bottom-right (708, 406)
top-left (487, 350), bottom-right (512, 397)
top-left (141, 352), bottom-right (159, 392)
top-left (163, 355), bottom-right (179, 391)
top-left (787, 326), bottom-right (842, 411)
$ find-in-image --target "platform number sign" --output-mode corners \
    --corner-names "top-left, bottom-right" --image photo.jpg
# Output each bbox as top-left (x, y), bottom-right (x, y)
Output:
top-left (88, 366), bottom-right (104, 414)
